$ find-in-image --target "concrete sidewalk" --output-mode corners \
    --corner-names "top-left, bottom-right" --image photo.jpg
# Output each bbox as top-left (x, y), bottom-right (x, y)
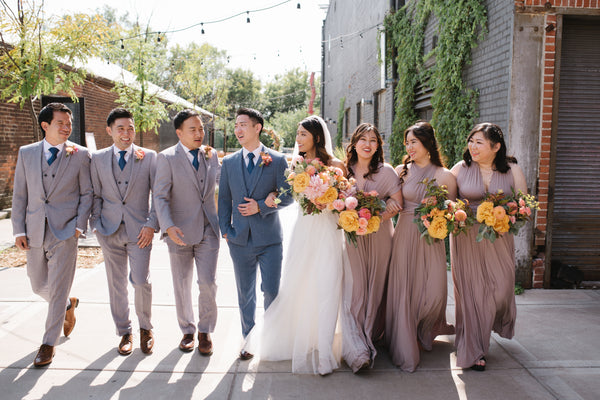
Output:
top-left (0, 209), bottom-right (599, 399)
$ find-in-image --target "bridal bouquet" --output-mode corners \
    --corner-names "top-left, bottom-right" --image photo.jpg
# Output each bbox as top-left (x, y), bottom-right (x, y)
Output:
top-left (475, 189), bottom-right (539, 242)
top-left (332, 189), bottom-right (386, 247)
top-left (283, 156), bottom-right (352, 216)
top-left (414, 179), bottom-right (475, 245)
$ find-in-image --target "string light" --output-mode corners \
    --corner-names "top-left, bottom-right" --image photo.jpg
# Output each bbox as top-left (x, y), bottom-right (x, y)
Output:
top-left (297, 3), bottom-right (301, 9)
top-left (246, 11), bottom-right (250, 23)
top-left (201, 23), bottom-right (205, 34)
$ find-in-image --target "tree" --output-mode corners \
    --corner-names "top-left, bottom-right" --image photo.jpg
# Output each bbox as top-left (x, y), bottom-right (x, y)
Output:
top-left (225, 68), bottom-right (262, 117)
top-left (0, 0), bottom-right (110, 140)
top-left (269, 108), bottom-right (309, 148)
top-left (263, 68), bottom-right (311, 118)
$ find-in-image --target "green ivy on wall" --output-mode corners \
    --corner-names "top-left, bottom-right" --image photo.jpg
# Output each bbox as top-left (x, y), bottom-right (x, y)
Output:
top-left (384, 0), bottom-right (487, 166)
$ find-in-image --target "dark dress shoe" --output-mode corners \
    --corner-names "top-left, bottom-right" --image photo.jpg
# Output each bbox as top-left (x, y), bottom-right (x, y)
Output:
top-left (63, 297), bottom-right (79, 336)
top-left (198, 332), bottom-right (213, 356)
top-left (118, 333), bottom-right (133, 355)
top-left (140, 329), bottom-right (154, 354)
top-left (179, 334), bottom-right (195, 352)
top-left (34, 344), bottom-right (55, 367)
top-left (239, 350), bottom-right (254, 360)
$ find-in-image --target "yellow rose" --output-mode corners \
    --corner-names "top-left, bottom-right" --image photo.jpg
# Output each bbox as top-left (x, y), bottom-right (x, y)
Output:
top-left (316, 187), bottom-right (338, 205)
top-left (427, 216), bottom-right (448, 240)
top-left (366, 216), bottom-right (381, 234)
top-left (476, 201), bottom-right (495, 226)
top-left (430, 208), bottom-right (445, 218)
top-left (494, 215), bottom-right (510, 233)
top-left (338, 210), bottom-right (359, 232)
top-left (292, 172), bottom-right (310, 193)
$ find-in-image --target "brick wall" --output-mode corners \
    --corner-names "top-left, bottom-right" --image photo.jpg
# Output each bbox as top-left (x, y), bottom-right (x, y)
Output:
top-left (514, 0), bottom-right (600, 287)
top-left (321, 0), bottom-right (394, 158)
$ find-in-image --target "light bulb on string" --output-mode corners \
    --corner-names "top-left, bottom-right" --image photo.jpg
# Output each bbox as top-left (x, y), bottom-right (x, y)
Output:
top-left (297, 2), bottom-right (301, 9)
top-left (201, 23), bottom-right (205, 34)
top-left (340, 38), bottom-right (343, 49)
top-left (246, 11), bottom-right (250, 23)
top-left (157, 32), bottom-right (161, 42)
top-left (120, 39), bottom-right (124, 50)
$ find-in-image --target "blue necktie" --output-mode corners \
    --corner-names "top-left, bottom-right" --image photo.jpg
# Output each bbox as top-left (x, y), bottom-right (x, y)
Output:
top-left (190, 149), bottom-right (199, 170)
top-left (47, 147), bottom-right (59, 166)
top-left (118, 150), bottom-right (127, 170)
top-left (247, 153), bottom-right (255, 174)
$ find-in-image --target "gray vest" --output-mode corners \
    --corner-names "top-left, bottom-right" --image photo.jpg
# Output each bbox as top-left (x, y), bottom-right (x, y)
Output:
top-left (112, 153), bottom-right (133, 199)
top-left (42, 149), bottom-right (62, 195)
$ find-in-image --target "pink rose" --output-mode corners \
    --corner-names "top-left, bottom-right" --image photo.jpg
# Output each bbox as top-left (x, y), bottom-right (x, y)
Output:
top-left (519, 206), bottom-right (531, 216)
top-left (311, 158), bottom-right (321, 167)
top-left (519, 198), bottom-right (526, 207)
top-left (358, 208), bottom-right (372, 220)
top-left (305, 165), bottom-right (317, 175)
top-left (292, 155), bottom-right (304, 164)
top-left (332, 199), bottom-right (346, 212)
top-left (288, 172), bottom-right (296, 180)
top-left (357, 227), bottom-right (368, 235)
top-left (345, 196), bottom-right (358, 210)
top-left (358, 217), bottom-right (369, 229)
top-left (507, 201), bottom-right (518, 215)
top-left (423, 219), bottom-right (431, 228)
top-left (334, 167), bottom-right (344, 177)
top-left (369, 190), bottom-right (378, 197)
top-left (509, 216), bottom-right (516, 224)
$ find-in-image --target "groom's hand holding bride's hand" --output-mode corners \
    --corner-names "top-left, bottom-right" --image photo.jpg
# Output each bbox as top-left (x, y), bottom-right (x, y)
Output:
top-left (265, 192), bottom-right (278, 208)
top-left (238, 197), bottom-right (260, 216)
top-left (166, 226), bottom-right (186, 246)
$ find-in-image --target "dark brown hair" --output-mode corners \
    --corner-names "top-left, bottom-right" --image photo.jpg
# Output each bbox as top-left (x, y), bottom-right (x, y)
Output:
top-left (38, 103), bottom-right (72, 134)
top-left (345, 123), bottom-right (384, 179)
top-left (463, 122), bottom-right (517, 173)
top-left (398, 121), bottom-right (444, 183)
top-left (299, 116), bottom-right (331, 166)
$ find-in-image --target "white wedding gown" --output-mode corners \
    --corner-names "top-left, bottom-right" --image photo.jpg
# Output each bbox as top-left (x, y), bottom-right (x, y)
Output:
top-left (244, 205), bottom-right (363, 374)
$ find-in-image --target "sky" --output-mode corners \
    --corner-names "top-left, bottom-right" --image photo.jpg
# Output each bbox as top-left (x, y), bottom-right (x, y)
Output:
top-left (43, 0), bottom-right (330, 82)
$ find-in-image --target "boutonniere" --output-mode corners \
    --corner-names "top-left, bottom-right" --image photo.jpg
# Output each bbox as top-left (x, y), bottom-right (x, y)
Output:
top-left (134, 149), bottom-right (145, 161)
top-left (65, 145), bottom-right (78, 157)
top-left (260, 151), bottom-right (272, 167)
top-left (204, 146), bottom-right (214, 160)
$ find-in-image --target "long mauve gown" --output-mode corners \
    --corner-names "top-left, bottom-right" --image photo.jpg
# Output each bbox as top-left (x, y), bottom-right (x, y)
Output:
top-left (343, 163), bottom-right (401, 371)
top-left (386, 162), bottom-right (454, 372)
top-left (450, 161), bottom-right (517, 368)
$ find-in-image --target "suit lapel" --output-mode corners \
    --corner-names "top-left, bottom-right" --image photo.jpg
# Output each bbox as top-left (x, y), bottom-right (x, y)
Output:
top-left (237, 150), bottom-right (250, 196)
top-left (33, 142), bottom-right (45, 195)
top-left (123, 145), bottom-right (141, 200)
top-left (176, 143), bottom-right (201, 195)
top-left (104, 147), bottom-right (121, 199)
top-left (46, 142), bottom-right (72, 198)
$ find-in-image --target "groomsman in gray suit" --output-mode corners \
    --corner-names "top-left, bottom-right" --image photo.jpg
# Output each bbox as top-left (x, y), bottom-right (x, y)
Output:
top-left (11, 102), bottom-right (92, 367)
top-left (218, 107), bottom-right (292, 360)
top-left (153, 109), bottom-right (220, 356)
top-left (90, 108), bottom-right (158, 356)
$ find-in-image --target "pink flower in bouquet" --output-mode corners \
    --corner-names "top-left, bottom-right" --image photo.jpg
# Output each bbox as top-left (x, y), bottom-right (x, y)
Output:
top-left (304, 175), bottom-right (329, 200)
top-left (358, 208), bottom-right (372, 220)
top-left (319, 172), bottom-right (331, 183)
top-left (357, 226), bottom-right (368, 236)
top-left (333, 167), bottom-right (344, 177)
top-left (292, 155), bottom-right (304, 165)
top-left (493, 206), bottom-right (506, 220)
top-left (509, 216), bottom-right (516, 224)
top-left (332, 199), bottom-right (346, 212)
top-left (423, 219), bottom-right (431, 228)
top-left (305, 165), bottom-right (317, 175)
top-left (134, 149), bottom-right (145, 161)
top-left (311, 158), bottom-right (321, 167)
top-left (345, 196), bottom-right (358, 210)
top-left (519, 198), bottom-right (526, 207)
top-left (519, 206), bottom-right (531, 216)
top-left (288, 172), bottom-right (296, 180)
top-left (506, 201), bottom-right (518, 215)
top-left (65, 145), bottom-right (78, 157)
top-left (358, 217), bottom-right (369, 229)
top-left (455, 209), bottom-right (468, 222)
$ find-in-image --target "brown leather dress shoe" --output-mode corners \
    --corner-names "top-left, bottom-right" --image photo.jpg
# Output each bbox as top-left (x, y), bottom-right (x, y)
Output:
top-left (197, 332), bottom-right (213, 356)
top-left (118, 333), bottom-right (133, 355)
top-left (239, 350), bottom-right (254, 360)
top-left (63, 297), bottom-right (79, 336)
top-left (179, 334), bottom-right (195, 352)
top-left (140, 329), bottom-right (154, 354)
top-left (34, 344), bottom-right (55, 367)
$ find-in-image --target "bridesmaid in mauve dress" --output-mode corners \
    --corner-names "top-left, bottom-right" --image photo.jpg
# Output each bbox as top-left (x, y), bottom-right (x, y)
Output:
top-left (450, 123), bottom-right (527, 371)
top-left (342, 123), bottom-right (402, 372)
top-left (386, 121), bottom-right (456, 372)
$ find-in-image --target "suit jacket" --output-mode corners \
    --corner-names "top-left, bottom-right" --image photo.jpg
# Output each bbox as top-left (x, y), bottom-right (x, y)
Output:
top-left (89, 145), bottom-right (159, 242)
top-left (153, 142), bottom-right (220, 245)
top-left (11, 140), bottom-right (93, 247)
top-left (218, 146), bottom-right (292, 247)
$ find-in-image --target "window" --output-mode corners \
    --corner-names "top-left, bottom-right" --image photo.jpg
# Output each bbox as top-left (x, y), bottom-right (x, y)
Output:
top-left (356, 102), bottom-right (362, 127)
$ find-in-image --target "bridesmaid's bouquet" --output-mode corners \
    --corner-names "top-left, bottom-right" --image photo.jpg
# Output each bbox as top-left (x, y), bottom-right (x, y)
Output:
top-left (475, 189), bottom-right (540, 242)
top-left (282, 155), bottom-right (352, 216)
top-left (414, 179), bottom-right (475, 245)
top-left (332, 189), bottom-right (386, 247)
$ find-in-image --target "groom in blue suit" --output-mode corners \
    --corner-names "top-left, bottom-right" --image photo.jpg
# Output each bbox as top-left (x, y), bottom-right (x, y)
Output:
top-left (218, 108), bottom-right (292, 359)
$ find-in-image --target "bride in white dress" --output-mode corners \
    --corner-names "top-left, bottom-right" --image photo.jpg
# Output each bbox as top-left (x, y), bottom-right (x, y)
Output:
top-left (244, 116), bottom-right (363, 375)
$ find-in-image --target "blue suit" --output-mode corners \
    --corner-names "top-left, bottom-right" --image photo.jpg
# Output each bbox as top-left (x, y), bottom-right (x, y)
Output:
top-left (218, 146), bottom-right (292, 337)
